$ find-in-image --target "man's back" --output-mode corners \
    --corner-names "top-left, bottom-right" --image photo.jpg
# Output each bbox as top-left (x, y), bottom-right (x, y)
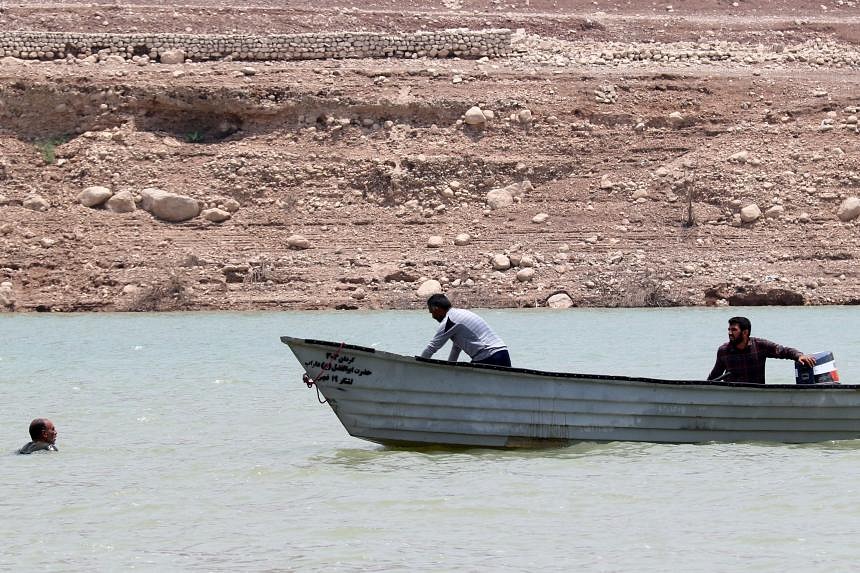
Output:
top-left (422, 308), bottom-right (507, 362)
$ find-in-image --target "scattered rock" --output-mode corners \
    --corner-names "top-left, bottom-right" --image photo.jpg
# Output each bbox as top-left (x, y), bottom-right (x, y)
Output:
top-left (728, 150), bottom-right (750, 163)
top-left (383, 268), bottom-right (419, 282)
top-left (516, 267), bottom-right (535, 282)
top-left (78, 186), bottom-right (113, 207)
top-left (140, 188), bottom-right (200, 222)
top-left (837, 197), bottom-right (860, 221)
top-left (491, 254), bottom-right (511, 270)
top-left (106, 191), bottom-right (136, 213)
top-left (222, 264), bottom-right (249, 283)
top-left (764, 205), bottom-right (785, 219)
top-left (160, 49), bottom-right (185, 64)
top-left (726, 288), bottom-right (804, 306)
top-left (486, 188), bottom-right (514, 210)
top-left (532, 213), bottom-right (549, 224)
top-left (486, 181), bottom-right (531, 210)
top-left (0, 281), bottom-right (14, 309)
top-left (668, 111), bottom-right (685, 127)
top-left (464, 106), bottom-right (487, 126)
top-left (427, 235), bottom-right (444, 248)
top-left (600, 174), bottom-right (614, 189)
top-left (546, 292), bottom-right (574, 308)
top-left (221, 198), bottom-right (241, 213)
top-left (740, 204), bottom-right (762, 223)
top-left (22, 195), bottom-right (49, 212)
top-left (286, 234), bottom-right (311, 249)
top-left (416, 279), bottom-right (443, 298)
top-left (202, 208), bottom-right (232, 223)
top-left (453, 233), bottom-right (471, 246)
top-left (594, 84), bottom-right (618, 104)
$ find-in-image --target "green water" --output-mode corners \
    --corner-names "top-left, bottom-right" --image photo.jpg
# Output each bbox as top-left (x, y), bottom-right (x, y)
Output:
top-left (2, 308), bottom-right (859, 571)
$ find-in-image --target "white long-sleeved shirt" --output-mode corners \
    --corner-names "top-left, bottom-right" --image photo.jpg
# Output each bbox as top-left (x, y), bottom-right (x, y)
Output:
top-left (420, 308), bottom-right (507, 362)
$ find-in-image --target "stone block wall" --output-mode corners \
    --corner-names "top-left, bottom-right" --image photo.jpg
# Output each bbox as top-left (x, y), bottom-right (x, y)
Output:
top-left (0, 29), bottom-right (512, 62)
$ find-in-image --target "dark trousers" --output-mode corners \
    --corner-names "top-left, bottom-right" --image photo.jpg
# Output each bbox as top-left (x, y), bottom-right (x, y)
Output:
top-left (473, 349), bottom-right (511, 367)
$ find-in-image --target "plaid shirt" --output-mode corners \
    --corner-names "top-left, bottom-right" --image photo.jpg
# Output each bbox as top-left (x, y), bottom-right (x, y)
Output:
top-left (708, 337), bottom-right (803, 384)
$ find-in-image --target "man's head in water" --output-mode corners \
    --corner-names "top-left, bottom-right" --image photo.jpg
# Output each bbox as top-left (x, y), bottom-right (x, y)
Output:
top-left (28, 418), bottom-right (57, 445)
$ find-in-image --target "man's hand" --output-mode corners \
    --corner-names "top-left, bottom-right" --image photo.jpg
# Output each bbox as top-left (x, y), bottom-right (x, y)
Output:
top-left (797, 354), bottom-right (816, 368)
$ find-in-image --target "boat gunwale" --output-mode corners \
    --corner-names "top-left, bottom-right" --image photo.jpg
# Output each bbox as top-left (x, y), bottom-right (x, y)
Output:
top-left (281, 336), bottom-right (857, 391)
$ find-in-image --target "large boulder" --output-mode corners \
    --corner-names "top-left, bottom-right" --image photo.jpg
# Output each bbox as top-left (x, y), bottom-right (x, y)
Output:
top-left (516, 268), bottom-right (535, 282)
top-left (546, 292), bottom-right (574, 309)
top-left (464, 106), bottom-right (487, 126)
top-left (486, 188), bottom-right (514, 210)
top-left (740, 204), bottom-right (762, 223)
top-left (106, 191), bottom-right (136, 213)
top-left (491, 254), bottom-right (511, 271)
top-left (453, 233), bottom-right (471, 246)
top-left (486, 180), bottom-right (532, 210)
top-left (837, 197), bottom-right (860, 221)
top-left (78, 186), bottom-right (113, 207)
top-left (140, 188), bottom-right (200, 222)
top-left (416, 279), bottom-right (442, 298)
top-left (0, 281), bottom-right (14, 309)
top-left (160, 49), bottom-right (185, 64)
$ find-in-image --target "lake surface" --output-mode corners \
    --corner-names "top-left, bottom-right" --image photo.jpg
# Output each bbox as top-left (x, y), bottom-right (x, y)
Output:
top-left (3, 307), bottom-right (860, 572)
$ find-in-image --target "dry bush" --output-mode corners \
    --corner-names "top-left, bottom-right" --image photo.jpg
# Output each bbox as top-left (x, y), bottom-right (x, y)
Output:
top-left (243, 261), bottom-right (275, 285)
top-left (618, 277), bottom-right (676, 308)
top-left (593, 273), bottom-right (677, 308)
top-left (127, 274), bottom-right (189, 311)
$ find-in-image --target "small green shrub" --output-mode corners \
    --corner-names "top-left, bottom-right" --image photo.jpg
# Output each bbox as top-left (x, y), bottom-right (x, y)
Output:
top-left (34, 136), bottom-right (69, 165)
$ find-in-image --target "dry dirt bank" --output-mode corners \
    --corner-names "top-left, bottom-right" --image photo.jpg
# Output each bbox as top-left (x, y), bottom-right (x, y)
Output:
top-left (0, 1), bottom-right (859, 312)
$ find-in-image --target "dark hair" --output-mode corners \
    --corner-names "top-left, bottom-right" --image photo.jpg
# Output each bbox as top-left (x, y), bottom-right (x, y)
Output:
top-left (729, 316), bottom-right (751, 334)
top-left (28, 418), bottom-right (48, 441)
top-left (427, 293), bottom-right (451, 310)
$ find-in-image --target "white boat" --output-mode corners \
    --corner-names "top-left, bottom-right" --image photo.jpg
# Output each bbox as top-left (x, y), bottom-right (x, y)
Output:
top-left (282, 336), bottom-right (860, 448)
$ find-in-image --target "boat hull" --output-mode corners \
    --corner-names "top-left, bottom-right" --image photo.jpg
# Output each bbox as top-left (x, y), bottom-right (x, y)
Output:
top-left (282, 336), bottom-right (860, 447)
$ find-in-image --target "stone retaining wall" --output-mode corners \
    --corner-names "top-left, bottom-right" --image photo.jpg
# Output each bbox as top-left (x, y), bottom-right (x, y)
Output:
top-left (0, 29), bottom-right (512, 62)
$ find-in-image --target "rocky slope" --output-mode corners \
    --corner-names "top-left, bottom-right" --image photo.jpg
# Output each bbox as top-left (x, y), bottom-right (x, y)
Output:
top-left (1, 0), bottom-right (858, 311)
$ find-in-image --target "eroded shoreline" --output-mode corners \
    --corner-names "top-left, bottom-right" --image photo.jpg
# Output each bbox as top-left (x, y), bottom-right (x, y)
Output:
top-left (1, 1), bottom-right (858, 312)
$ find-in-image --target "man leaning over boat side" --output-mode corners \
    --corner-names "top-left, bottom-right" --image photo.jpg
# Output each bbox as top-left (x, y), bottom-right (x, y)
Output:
top-left (420, 294), bottom-right (512, 367)
top-left (707, 316), bottom-right (815, 384)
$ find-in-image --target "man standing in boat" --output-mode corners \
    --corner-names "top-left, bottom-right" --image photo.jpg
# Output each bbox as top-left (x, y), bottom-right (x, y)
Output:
top-left (420, 294), bottom-right (511, 367)
top-left (707, 316), bottom-right (815, 384)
